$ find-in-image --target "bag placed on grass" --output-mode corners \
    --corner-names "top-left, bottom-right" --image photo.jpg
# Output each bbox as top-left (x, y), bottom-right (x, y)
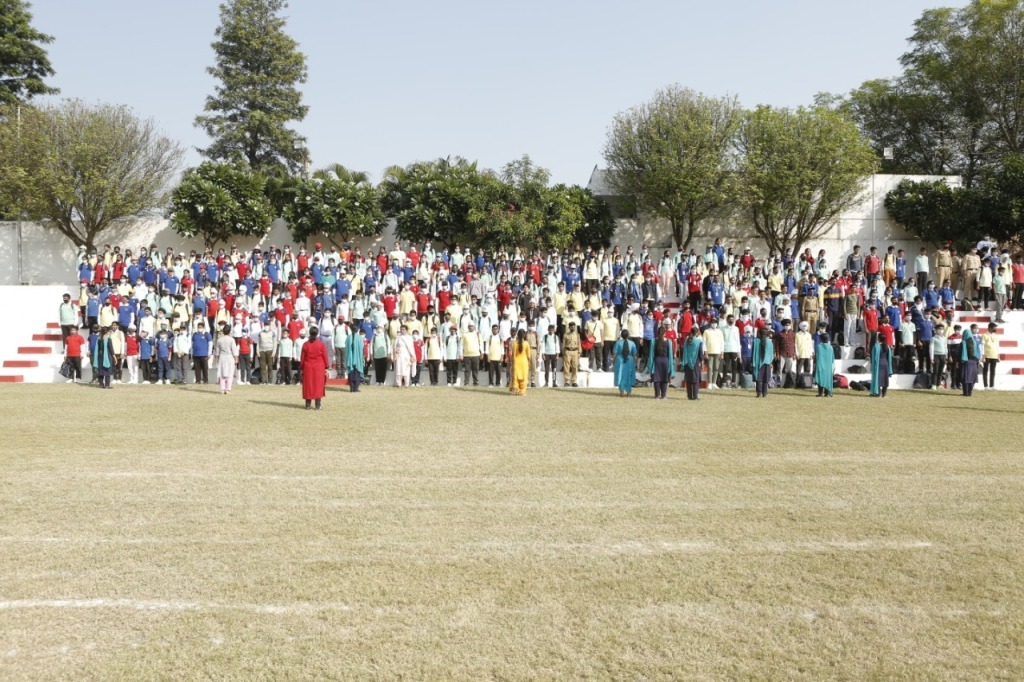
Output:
top-left (913, 372), bottom-right (932, 389)
top-left (796, 373), bottom-right (814, 389)
top-left (833, 373), bottom-right (849, 389)
top-left (740, 373), bottom-right (754, 389)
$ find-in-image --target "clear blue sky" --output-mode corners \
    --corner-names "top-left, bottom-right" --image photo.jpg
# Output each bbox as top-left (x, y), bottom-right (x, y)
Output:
top-left (32, 0), bottom-right (967, 185)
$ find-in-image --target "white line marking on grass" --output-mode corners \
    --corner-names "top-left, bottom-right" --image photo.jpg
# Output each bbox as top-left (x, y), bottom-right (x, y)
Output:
top-left (0, 599), bottom-right (351, 614)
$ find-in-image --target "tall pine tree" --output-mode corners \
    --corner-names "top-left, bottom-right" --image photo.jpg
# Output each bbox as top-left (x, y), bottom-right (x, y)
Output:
top-left (0, 0), bottom-right (58, 105)
top-left (195, 0), bottom-right (308, 173)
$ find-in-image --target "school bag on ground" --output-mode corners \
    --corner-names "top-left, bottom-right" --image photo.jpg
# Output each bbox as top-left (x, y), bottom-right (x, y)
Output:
top-left (833, 374), bottom-right (849, 389)
top-left (796, 373), bottom-right (814, 389)
top-left (913, 372), bottom-right (932, 389)
top-left (740, 373), bottom-right (754, 389)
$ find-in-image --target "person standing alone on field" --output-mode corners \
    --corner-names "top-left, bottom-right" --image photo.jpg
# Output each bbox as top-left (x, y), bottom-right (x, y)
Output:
top-left (215, 323), bottom-right (238, 395)
top-left (300, 326), bottom-right (330, 409)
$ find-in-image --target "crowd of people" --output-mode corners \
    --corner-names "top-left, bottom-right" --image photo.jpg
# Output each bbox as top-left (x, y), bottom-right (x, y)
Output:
top-left (57, 235), bottom-right (1022, 400)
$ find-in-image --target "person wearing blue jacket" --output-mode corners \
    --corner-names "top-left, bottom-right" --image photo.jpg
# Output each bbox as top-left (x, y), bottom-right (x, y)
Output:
top-left (191, 323), bottom-right (212, 384)
top-left (155, 330), bottom-right (173, 384)
top-left (138, 330), bottom-right (154, 383)
top-left (752, 328), bottom-right (775, 398)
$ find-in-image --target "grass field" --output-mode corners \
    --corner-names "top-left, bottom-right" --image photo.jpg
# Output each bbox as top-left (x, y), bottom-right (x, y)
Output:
top-left (1, 383), bottom-right (1023, 680)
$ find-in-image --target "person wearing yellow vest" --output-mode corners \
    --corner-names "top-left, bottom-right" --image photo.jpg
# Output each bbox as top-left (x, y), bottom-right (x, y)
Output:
top-left (486, 324), bottom-right (505, 387)
top-left (461, 322), bottom-right (482, 386)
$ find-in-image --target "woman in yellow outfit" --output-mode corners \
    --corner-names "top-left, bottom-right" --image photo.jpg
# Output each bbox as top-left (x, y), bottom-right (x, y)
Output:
top-left (510, 328), bottom-right (532, 396)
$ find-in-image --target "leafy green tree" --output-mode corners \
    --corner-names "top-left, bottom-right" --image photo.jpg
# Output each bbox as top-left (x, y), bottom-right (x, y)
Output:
top-left (263, 166), bottom-right (299, 218)
top-left (380, 157), bottom-right (488, 249)
top-left (886, 154), bottom-right (1024, 248)
top-left (285, 164), bottom-right (386, 249)
top-left (470, 155), bottom-right (550, 248)
top-left (169, 161), bottom-right (274, 249)
top-left (603, 85), bottom-right (742, 248)
top-left (195, 0), bottom-right (308, 173)
top-left (736, 105), bottom-right (878, 258)
top-left (818, 79), bottom-right (968, 177)
top-left (0, 100), bottom-right (183, 249)
top-left (883, 179), bottom-right (964, 247)
top-left (0, 0), bottom-right (58, 105)
top-left (544, 184), bottom-right (616, 250)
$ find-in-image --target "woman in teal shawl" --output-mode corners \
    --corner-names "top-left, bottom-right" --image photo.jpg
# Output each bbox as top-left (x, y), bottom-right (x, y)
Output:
top-left (345, 324), bottom-right (365, 392)
top-left (613, 330), bottom-right (638, 397)
top-left (94, 327), bottom-right (115, 389)
top-left (960, 324), bottom-right (979, 397)
top-left (814, 332), bottom-right (835, 397)
top-left (869, 335), bottom-right (893, 397)
top-left (681, 327), bottom-right (704, 401)
top-left (752, 328), bottom-right (774, 398)
top-left (647, 326), bottom-right (675, 400)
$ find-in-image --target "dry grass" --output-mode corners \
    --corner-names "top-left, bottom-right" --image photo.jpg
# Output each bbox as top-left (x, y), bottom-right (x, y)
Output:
top-left (1, 383), bottom-right (1022, 680)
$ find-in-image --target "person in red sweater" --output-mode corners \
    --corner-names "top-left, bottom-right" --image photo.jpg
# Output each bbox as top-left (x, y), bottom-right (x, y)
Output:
top-left (382, 289), bottom-right (398, 319)
top-left (64, 325), bottom-right (85, 383)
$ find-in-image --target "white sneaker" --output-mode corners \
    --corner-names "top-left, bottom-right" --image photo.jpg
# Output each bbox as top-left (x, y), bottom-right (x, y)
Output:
top-left (65, 378), bottom-right (73, 384)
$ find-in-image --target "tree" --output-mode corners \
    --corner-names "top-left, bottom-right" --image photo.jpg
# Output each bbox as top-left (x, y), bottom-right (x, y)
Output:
top-left (469, 155), bottom-right (550, 248)
top-left (603, 86), bottom-right (742, 248)
top-left (735, 105), bottom-right (878, 258)
top-left (195, 0), bottom-right (308, 173)
top-left (379, 157), bottom-right (489, 249)
top-left (169, 161), bottom-right (274, 249)
top-left (284, 164), bottom-right (386, 248)
top-left (0, 100), bottom-right (183, 250)
top-left (817, 79), bottom-right (969, 178)
top-left (883, 178), bottom-right (964, 247)
top-left (886, 154), bottom-right (1024, 249)
top-left (544, 184), bottom-right (616, 250)
top-left (0, 0), bottom-right (58, 105)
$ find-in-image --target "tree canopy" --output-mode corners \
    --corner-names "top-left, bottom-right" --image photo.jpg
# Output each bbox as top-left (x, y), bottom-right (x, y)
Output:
top-left (0, 0), bottom-right (57, 106)
top-left (0, 100), bottom-right (183, 250)
top-left (736, 105), bottom-right (878, 258)
top-left (195, 0), bottom-right (308, 174)
top-left (285, 164), bottom-right (386, 249)
top-left (169, 161), bottom-right (274, 249)
top-left (603, 86), bottom-right (742, 248)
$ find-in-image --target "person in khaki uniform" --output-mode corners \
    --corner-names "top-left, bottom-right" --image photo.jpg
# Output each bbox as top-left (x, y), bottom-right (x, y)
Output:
top-left (961, 248), bottom-right (982, 302)
top-left (562, 322), bottom-right (582, 387)
top-left (935, 245), bottom-right (953, 290)
top-left (525, 325), bottom-right (540, 388)
top-left (800, 292), bottom-right (820, 333)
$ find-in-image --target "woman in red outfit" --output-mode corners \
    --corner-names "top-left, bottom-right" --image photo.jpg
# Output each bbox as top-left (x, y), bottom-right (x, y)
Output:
top-left (300, 325), bottom-right (330, 410)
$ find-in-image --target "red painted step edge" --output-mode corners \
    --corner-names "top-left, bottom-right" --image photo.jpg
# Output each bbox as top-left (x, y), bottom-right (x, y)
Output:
top-left (32, 334), bottom-right (62, 342)
top-left (0, 375), bottom-right (24, 383)
top-left (3, 360), bottom-right (38, 368)
top-left (1011, 368), bottom-right (1024, 375)
top-left (17, 347), bottom-right (52, 354)
top-left (1000, 354), bottom-right (1024, 361)
top-left (45, 322), bottom-right (60, 329)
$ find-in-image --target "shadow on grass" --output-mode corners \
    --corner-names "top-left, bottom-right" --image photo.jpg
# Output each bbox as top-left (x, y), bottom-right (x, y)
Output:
top-left (938, 403), bottom-right (1024, 414)
top-left (247, 399), bottom-right (307, 410)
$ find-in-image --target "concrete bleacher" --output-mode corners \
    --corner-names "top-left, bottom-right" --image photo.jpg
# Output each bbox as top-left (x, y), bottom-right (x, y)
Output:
top-left (0, 286), bottom-right (76, 383)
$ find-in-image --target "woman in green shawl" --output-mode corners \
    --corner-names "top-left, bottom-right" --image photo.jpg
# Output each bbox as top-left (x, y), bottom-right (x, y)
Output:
top-left (869, 334), bottom-right (893, 397)
top-left (752, 328), bottom-right (774, 398)
top-left (814, 332), bottom-right (835, 397)
top-left (613, 330), bottom-right (638, 397)
top-left (960, 324), bottom-right (980, 397)
top-left (681, 327), bottom-right (704, 401)
top-left (345, 323), bottom-right (365, 392)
